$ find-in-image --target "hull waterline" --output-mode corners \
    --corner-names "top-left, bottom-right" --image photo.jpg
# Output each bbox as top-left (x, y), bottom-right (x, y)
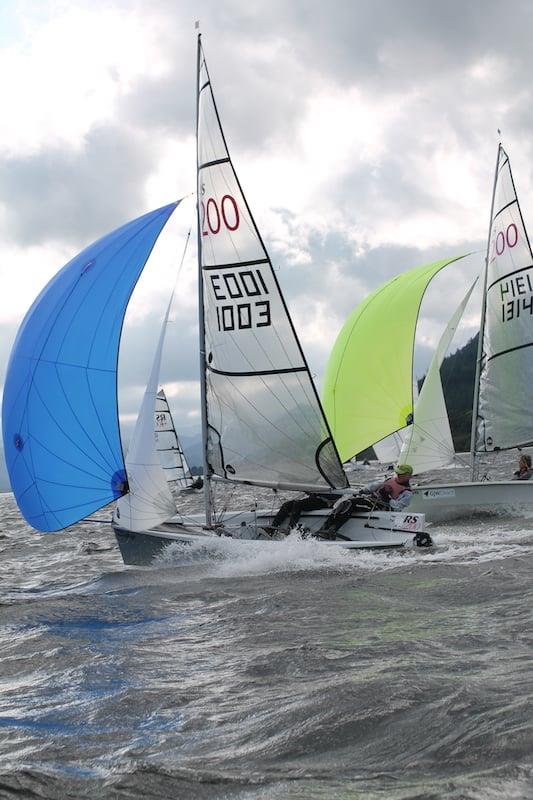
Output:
top-left (113, 508), bottom-right (427, 566)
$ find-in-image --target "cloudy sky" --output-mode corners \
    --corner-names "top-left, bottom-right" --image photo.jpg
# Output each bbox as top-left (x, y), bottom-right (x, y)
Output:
top-left (1, 0), bottom-right (532, 464)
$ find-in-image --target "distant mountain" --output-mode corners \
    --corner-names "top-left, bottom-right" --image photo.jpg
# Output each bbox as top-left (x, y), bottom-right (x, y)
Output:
top-left (178, 432), bottom-right (203, 472)
top-left (438, 333), bottom-right (477, 452)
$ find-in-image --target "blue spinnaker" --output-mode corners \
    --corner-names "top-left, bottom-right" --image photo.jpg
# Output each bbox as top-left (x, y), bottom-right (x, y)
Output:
top-left (2, 201), bottom-right (179, 531)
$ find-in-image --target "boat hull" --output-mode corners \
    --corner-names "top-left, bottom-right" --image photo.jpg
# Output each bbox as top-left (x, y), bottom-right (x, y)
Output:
top-left (410, 480), bottom-right (533, 522)
top-left (114, 508), bottom-right (426, 566)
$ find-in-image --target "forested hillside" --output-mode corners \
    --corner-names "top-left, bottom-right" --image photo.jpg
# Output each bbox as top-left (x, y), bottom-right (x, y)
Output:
top-left (438, 333), bottom-right (478, 452)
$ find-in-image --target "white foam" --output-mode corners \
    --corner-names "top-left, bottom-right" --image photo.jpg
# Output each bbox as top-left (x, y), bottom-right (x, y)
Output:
top-left (153, 521), bottom-right (533, 578)
top-left (154, 531), bottom-right (416, 577)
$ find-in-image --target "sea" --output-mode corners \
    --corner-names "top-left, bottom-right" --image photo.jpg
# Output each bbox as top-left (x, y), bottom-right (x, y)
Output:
top-left (1, 455), bottom-right (533, 799)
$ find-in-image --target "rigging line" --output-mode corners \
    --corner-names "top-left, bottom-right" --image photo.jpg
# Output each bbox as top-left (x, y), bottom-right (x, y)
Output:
top-left (28, 380), bottom-right (120, 484)
top-left (405, 424), bottom-right (455, 456)
top-left (206, 306), bottom-right (318, 444)
top-left (53, 362), bottom-right (118, 474)
top-left (210, 356), bottom-right (325, 446)
top-left (172, 227), bottom-right (193, 296)
top-left (84, 366), bottom-right (125, 475)
top-left (199, 93), bottom-right (337, 450)
top-left (33, 491), bottom-right (72, 530)
top-left (85, 206), bottom-right (182, 381)
top-left (15, 205), bottom-right (178, 499)
top-left (498, 154), bottom-right (509, 174)
top-left (506, 156), bottom-right (533, 261)
top-left (203, 291), bottom-right (322, 441)
top-left (199, 134), bottom-right (315, 420)
top-left (212, 380), bottom-right (325, 474)
top-left (201, 96), bottom-right (259, 250)
top-left (200, 110), bottom-right (227, 174)
top-left (27, 475), bottom-right (114, 513)
top-left (124, 459), bottom-right (174, 497)
top-left (85, 203), bottom-right (183, 378)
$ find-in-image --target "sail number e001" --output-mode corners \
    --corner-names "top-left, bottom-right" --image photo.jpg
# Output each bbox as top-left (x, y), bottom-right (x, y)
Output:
top-left (210, 269), bottom-right (271, 332)
top-left (201, 195), bottom-right (240, 236)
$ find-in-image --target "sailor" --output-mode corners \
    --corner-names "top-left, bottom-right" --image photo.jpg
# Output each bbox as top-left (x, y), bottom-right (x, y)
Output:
top-left (513, 454), bottom-right (532, 480)
top-left (315, 464), bottom-right (414, 539)
top-left (265, 491), bottom-right (335, 535)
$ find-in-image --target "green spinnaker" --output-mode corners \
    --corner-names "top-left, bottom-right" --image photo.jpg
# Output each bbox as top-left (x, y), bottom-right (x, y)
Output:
top-left (322, 255), bottom-right (468, 462)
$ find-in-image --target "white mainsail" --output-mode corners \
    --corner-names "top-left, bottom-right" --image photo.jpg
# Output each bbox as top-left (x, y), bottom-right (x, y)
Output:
top-left (475, 144), bottom-right (533, 452)
top-left (115, 303), bottom-right (177, 531)
top-left (196, 39), bottom-right (347, 492)
top-left (400, 282), bottom-right (476, 473)
top-left (155, 389), bottom-right (193, 490)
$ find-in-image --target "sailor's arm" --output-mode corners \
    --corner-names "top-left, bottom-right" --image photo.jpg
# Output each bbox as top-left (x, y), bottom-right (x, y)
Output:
top-left (362, 479), bottom-right (383, 493)
top-left (389, 490), bottom-right (413, 512)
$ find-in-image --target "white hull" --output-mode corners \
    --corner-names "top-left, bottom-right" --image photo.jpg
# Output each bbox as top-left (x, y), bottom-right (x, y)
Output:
top-left (410, 480), bottom-right (533, 522)
top-left (113, 508), bottom-right (427, 565)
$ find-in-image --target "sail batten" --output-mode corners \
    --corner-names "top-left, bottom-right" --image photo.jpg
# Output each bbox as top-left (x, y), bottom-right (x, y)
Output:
top-left (154, 389), bottom-right (193, 489)
top-left (196, 38), bottom-right (347, 491)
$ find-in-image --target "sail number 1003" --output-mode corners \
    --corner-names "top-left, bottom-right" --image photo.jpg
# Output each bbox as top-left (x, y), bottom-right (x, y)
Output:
top-left (210, 269), bottom-right (271, 331)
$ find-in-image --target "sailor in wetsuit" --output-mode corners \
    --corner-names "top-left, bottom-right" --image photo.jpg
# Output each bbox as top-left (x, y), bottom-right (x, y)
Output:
top-left (315, 464), bottom-right (414, 539)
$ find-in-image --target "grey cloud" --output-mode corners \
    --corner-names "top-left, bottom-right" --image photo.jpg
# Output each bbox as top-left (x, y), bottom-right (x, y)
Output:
top-left (121, 8), bottom-right (310, 153)
top-left (118, 307), bottom-right (200, 415)
top-left (0, 125), bottom-right (157, 247)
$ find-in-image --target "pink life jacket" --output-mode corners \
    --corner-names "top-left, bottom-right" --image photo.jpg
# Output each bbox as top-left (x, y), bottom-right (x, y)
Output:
top-left (377, 476), bottom-right (411, 500)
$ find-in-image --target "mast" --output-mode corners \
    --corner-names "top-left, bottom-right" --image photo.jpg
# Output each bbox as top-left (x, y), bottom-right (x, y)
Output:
top-left (196, 32), bottom-right (213, 526)
top-left (470, 143), bottom-right (501, 481)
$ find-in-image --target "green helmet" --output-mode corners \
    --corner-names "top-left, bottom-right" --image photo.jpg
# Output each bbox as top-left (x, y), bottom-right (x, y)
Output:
top-left (395, 463), bottom-right (413, 476)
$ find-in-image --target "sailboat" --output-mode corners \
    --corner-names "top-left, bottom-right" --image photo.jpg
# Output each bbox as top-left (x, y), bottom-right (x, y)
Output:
top-left (408, 143), bottom-right (533, 520)
top-left (322, 254), bottom-right (470, 466)
top-left (398, 280), bottom-right (477, 474)
top-left (154, 389), bottom-right (195, 492)
top-left (324, 144), bottom-right (533, 521)
top-left (361, 279), bottom-right (474, 472)
top-left (2, 36), bottom-right (428, 563)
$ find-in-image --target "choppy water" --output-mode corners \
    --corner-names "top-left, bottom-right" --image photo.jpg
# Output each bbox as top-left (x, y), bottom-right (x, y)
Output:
top-left (2, 458), bottom-right (533, 799)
